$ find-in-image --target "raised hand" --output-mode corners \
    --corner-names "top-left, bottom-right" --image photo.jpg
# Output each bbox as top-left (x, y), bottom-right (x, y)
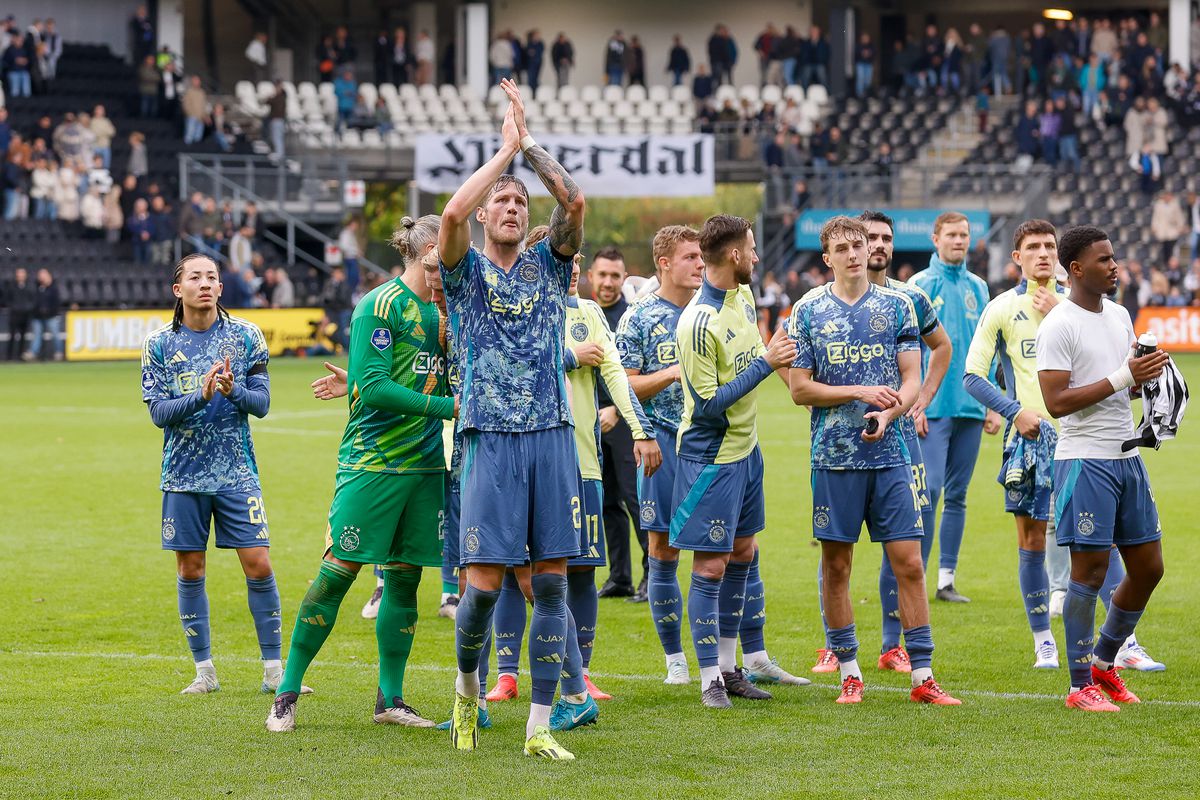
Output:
top-left (200, 362), bottom-right (222, 402)
top-left (764, 333), bottom-right (798, 369)
top-left (572, 342), bottom-right (604, 367)
top-left (500, 100), bottom-right (519, 152)
top-left (216, 356), bottom-right (235, 396)
top-left (500, 78), bottom-right (528, 138)
top-left (312, 361), bottom-right (348, 400)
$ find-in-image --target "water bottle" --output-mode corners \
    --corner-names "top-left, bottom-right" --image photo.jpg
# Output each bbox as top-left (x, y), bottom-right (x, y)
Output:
top-left (1134, 332), bottom-right (1158, 390)
top-left (1134, 332), bottom-right (1157, 359)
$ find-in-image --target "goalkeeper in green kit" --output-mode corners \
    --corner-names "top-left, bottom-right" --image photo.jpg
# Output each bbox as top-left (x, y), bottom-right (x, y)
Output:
top-left (267, 215), bottom-right (454, 732)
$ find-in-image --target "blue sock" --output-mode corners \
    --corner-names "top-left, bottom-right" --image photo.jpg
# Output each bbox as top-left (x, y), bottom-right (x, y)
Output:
top-left (560, 606), bottom-right (587, 696)
top-left (1018, 548), bottom-right (1050, 633)
top-left (454, 585), bottom-right (499, 675)
top-left (817, 560), bottom-right (830, 648)
top-left (566, 570), bottom-right (598, 670)
top-left (440, 559), bottom-right (459, 595)
top-left (739, 551), bottom-right (766, 656)
top-left (919, 505), bottom-right (936, 567)
top-left (879, 552), bottom-right (901, 652)
top-left (827, 623), bottom-right (859, 670)
top-left (493, 570), bottom-right (527, 675)
top-left (177, 576), bottom-right (211, 663)
top-left (245, 575), bottom-right (282, 661)
top-left (1063, 580), bottom-right (1099, 688)
top-left (373, 565), bottom-right (382, 580)
top-left (1094, 603), bottom-right (1143, 666)
top-left (1099, 547), bottom-right (1125, 612)
top-left (648, 556), bottom-right (684, 655)
top-left (903, 624), bottom-right (934, 671)
top-left (718, 560), bottom-right (751, 640)
top-left (528, 573), bottom-right (569, 706)
top-left (688, 573), bottom-right (721, 667)
top-left (479, 626), bottom-right (492, 692)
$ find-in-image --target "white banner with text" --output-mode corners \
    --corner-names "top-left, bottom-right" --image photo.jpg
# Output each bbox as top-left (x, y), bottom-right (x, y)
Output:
top-left (414, 134), bottom-right (715, 198)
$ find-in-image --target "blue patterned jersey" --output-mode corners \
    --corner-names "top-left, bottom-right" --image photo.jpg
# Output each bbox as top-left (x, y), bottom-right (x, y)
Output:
top-left (788, 284), bottom-right (920, 470)
top-left (615, 293), bottom-right (685, 432)
top-left (885, 276), bottom-right (940, 444)
top-left (441, 239), bottom-right (573, 433)
top-left (141, 316), bottom-right (270, 493)
top-left (446, 316), bottom-right (464, 486)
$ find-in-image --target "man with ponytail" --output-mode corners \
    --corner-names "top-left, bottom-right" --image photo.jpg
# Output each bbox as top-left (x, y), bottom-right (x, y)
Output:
top-left (267, 214), bottom-right (456, 732)
top-left (141, 254), bottom-right (287, 696)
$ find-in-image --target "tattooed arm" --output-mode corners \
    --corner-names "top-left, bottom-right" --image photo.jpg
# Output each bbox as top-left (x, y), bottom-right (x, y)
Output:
top-left (502, 81), bottom-right (585, 257)
top-left (438, 90), bottom-right (521, 268)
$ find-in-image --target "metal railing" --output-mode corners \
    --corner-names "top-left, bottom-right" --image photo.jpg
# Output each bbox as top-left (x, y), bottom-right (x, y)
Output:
top-left (178, 154), bottom-right (386, 278)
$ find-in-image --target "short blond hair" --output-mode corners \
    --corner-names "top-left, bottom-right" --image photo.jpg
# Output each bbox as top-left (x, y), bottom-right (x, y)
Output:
top-left (526, 224), bottom-right (550, 247)
top-left (652, 225), bottom-right (700, 267)
top-left (819, 215), bottom-right (868, 254)
top-left (933, 211), bottom-right (969, 234)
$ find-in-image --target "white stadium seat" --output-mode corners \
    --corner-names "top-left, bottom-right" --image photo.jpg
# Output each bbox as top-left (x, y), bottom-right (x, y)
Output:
top-left (418, 84), bottom-right (439, 101)
top-left (579, 85), bottom-right (601, 103)
top-left (805, 84), bottom-right (829, 105)
top-left (602, 85), bottom-right (623, 102)
top-left (715, 85), bottom-right (737, 104)
top-left (399, 83), bottom-right (418, 100)
top-left (783, 84), bottom-right (805, 103)
top-left (738, 84), bottom-right (760, 102)
top-left (535, 85), bottom-right (556, 102)
top-left (648, 86), bottom-right (669, 103)
top-left (635, 101), bottom-right (658, 119)
top-left (589, 100), bottom-right (612, 119)
top-left (761, 85), bottom-right (782, 105)
top-left (669, 117), bottom-right (693, 135)
top-left (557, 86), bottom-right (578, 103)
top-left (438, 84), bottom-right (458, 100)
top-left (623, 117), bottom-right (647, 134)
top-left (646, 118), bottom-right (669, 135)
top-left (625, 85), bottom-right (647, 103)
top-left (670, 84), bottom-right (692, 103)
top-left (612, 101), bottom-right (635, 120)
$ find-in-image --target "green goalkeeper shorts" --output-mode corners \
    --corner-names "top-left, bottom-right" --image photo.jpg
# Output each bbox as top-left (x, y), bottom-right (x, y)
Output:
top-left (324, 470), bottom-right (445, 567)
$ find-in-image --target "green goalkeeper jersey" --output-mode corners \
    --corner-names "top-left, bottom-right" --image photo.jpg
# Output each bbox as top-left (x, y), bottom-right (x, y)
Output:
top-left (337, 277), bottom-right (454, 474)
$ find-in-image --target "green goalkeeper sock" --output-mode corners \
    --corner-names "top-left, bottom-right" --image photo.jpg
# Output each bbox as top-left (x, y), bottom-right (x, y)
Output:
top-left (377, 566), bottom-right (422, 704)
top-left (278, 560), bottom-right (356, 696)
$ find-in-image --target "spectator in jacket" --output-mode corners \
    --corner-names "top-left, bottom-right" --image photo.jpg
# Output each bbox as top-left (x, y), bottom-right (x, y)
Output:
top-left (754, 24), bottom-right (778, 87)
top-left (390, 27), bottom-right (411, 85)
top-left (149, 195), bottom-right (175, 265)
top-left (181, 76), bottom-right (208, 144)
top-left (692, 63), bottom-right (714, 104)
top-left (551, 32), bottom-right (573, 88)
top-left (4, 33), bottom-right (32, 97)
top-left (27, 268), bottom-right (62, 361)
top-left (7, 268), bottom-right (36, 360)
top-left (54, 161), bottom-right (79, 222)
top-left (320, 265), bottom-right (353, 350)
top-left (524, 30), bottom-right (544, 94)
top-left (333, 69), bottom-right (357, 132)
top-left (604, 30), bottom-right (626, 86)
top-left (127, 198), bottom-right (154, 263)
top-left (414, 29), bottom-right (435, 86)
top-left (136, 55), bottom-right (160, 119)
top-left (800, 26), bottom-right (830, 88)
top-left (707, 24), bottom-right (736, 85)
top-left (29, 157), bottom-right (57, 219)
top-left (854, 32), bottom-right (875, 96)
top-left (126, 131), bottom-right (148, 178)
top-left (624, 34), bottom-right (646, 87)
top-left (81, 184), bottom-right (105, 237)
top-left (667, 35), bottom-right (690, 86)
top-left (1152, 191), bottom-right (1186, 265)
top-left (1015, 99), bottom-right (1040, 157)
top-left (102, 185), bottom-right (124, 243)
top-left (490, 33), bottom-right (514, 85)
top-left (42, 18), bottom-right (61, 79)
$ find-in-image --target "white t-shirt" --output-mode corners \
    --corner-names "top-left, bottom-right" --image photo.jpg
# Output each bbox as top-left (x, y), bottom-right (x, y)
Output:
top-left (1035, 297), bottom-right (1137, 460)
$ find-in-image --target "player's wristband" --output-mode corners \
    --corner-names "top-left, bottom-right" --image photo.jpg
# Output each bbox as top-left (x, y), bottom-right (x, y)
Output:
top-left (1106, 363), bottom-right (1135, 392)
top-left (520, 134), bottom-right (537, 152)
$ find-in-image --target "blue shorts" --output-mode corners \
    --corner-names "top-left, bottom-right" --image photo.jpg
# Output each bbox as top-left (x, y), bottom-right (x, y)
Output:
top-left (1053, 457), bottom-right (1161, 550)
top-left (669, 447), bottom-right (765, 553)
top-left (637, 427), bottom-right (678, 532)
top-left (442, 472), bottom-right (463, 568)
top-left (902, 429), bottom-right (931, 511)
top-left (997, 453), bottom-right (1053, 522)
top-left (459, 426), bottom-right (584, 565)
top-left (571, 479), bottom-right (607, 567)
top-left (161, 490), bottom-right (269, 551)
top-left (811, 467), bottom-right (923, 543)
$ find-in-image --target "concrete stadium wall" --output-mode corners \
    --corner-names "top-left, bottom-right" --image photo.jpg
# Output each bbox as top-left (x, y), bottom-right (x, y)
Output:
top-left (492, 0), bottom-right (812, 88)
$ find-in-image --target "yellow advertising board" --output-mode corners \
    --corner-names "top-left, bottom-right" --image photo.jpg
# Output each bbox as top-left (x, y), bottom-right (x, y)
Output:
top-left (65, 308), bottom-right (326, 361)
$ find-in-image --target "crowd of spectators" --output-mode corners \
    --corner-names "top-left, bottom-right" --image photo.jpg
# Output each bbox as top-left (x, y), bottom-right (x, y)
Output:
top-left (0, 103), bottom-right (156, 235)
top-left (1, 16), bottom-right (62, 98)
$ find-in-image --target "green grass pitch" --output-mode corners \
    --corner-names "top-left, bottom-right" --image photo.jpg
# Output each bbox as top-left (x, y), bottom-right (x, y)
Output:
top-left (1, 356), bottom-right (1198, 799)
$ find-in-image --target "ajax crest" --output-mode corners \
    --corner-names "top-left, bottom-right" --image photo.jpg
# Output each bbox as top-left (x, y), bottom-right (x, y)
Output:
top-left (571, 322), bottom-right (589, 342)
top-left (869, 314), bottom-right (889, 333)
top-left (162, 518), bottom-right (176, 542)
top-left (1077, 512), bottom-right (1096, 536)
top-left (640, 501), bottom-right (656, 525)
top-left (520, 262), bottom-right (540, 283)
top-left (339, 525), bottom-right (361, 552)
top-left (814, 507), bottom-right (831, 529)
top-left (465, 527), bottom-right (481, 553)
top-left (707, 520), bottom-right (727, 543)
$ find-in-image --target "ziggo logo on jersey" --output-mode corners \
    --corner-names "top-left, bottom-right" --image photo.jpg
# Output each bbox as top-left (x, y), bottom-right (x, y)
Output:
top-left (826, 341), bottom-right (887, 365)
top-left (412, 353), bottom-right (446, 375)
top-left (487, 288), bottom-right (539, 316)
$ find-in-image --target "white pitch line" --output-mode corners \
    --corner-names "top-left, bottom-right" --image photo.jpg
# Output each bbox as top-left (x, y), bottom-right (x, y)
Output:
top-left (260, 409), bottom-right (346, 421)
top-left (4, 649), bottom-right (1198, 708)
